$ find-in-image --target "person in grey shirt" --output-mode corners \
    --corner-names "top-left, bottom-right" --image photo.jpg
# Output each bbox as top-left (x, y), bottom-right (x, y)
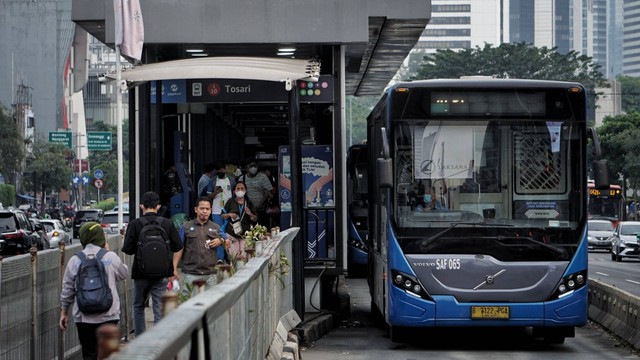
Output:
top-left (60, 221), bottom-right (128, 360)
top-left (239, 160), bottom-right (274, 227)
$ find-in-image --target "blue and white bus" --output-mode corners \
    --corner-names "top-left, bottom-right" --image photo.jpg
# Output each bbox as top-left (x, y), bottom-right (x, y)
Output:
top-left (366, 79), bottom-right (609, 344)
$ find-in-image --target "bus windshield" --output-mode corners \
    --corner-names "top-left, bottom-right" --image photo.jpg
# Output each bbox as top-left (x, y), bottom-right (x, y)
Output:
top-left (392, 119), bottom-right (584, 261)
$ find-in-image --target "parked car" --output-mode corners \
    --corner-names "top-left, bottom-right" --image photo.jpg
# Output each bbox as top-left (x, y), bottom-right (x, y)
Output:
top-left (610, 221), bottom-right (640, 262)
top-left (40, 219), bottom-right (72, 248)
top-left (101, 211), bottom-right (129, 235)
top-left (0, 208), bottom-right (46, 255)
top-left (587, 219), bottom-right (614, 252)
top-left (73, 209), bottom-right (104, 239)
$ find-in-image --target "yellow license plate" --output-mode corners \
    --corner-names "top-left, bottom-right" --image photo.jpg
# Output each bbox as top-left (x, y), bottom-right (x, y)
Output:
top-left (471, 306), bottom-right (510, 319)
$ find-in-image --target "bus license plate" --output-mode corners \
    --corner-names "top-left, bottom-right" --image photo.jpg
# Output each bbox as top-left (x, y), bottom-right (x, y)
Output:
top-left (471, 306), bottom-right (510, 319)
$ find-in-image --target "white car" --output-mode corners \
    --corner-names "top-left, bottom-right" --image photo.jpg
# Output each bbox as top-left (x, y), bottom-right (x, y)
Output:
top-left (587, 219), bottom-right (614, 252)
top-left (610, 221), bottom-right (640, 262)
top-left (40, 219), bottom-right (72, 248)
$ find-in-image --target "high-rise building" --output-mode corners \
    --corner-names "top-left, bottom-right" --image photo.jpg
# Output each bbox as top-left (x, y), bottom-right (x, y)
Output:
top-left (623, 0), bottom-right (640, 76)
top-left (0, 0), bottom-right (74, 136)
top-left (414, 0), bottom-right (624, 80)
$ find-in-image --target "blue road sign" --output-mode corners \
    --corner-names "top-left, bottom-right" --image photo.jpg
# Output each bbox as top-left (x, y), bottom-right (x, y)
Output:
top-left (81, 175), bottom-right (90, 185)
top-left (72, 176), bottom-right (80, 187)
top-left (94, 169), bottom-right (104, 179)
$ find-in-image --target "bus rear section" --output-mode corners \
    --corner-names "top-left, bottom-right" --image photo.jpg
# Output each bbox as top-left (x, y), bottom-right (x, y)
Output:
top-left (366, 79), bottom-right (608, 344)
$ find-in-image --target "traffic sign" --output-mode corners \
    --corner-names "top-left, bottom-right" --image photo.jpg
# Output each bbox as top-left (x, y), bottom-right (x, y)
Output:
top-left (87, 132), bottom-right (112, 151)
top-left (72, 176), bottom-right (80, 187)
top-left (94, 179), bottom-right (104, 189)
top-left (94, 169), bottom-right (104, 179)
top-left (49, 131), bottom-right (72, 149)
top-left (81, 175), bottom-right (90, 185)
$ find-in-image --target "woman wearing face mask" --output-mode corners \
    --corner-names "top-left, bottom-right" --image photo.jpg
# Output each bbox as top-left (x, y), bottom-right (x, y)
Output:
top-left (222, 181), bottom-right (258, 256)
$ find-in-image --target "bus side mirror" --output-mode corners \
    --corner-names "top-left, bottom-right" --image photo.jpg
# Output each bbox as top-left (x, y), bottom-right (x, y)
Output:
top-left (588, 127), bottom-right (610, 190)
top-left (377, 158), bottom-right (393, 188)
top-left (592, 159), bottom-right (610, 190)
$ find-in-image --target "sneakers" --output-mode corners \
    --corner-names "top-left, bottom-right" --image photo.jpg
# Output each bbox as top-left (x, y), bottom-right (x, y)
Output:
top-left (217, 259), bottom-right (225, 265)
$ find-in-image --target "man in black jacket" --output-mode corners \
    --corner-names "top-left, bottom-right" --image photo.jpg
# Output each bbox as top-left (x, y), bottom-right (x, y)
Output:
top-left (122, 191), bottom-right (182, 336)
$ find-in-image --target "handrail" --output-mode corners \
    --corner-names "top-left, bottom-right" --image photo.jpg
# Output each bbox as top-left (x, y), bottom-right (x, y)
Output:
top-left (109, 227), bottom-right (299, 359)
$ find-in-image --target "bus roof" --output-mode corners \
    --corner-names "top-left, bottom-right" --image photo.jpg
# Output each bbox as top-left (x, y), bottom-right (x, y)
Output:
top-left (390, 78), bottom-right (584, 91)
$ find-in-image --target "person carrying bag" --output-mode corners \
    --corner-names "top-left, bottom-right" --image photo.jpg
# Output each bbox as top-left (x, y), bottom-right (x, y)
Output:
top-left (222, 181), bottom-right (258, 256)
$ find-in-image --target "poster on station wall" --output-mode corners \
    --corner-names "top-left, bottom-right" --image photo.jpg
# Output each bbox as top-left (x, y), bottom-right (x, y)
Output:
top-left (278, 145), bottom-right (335, 258)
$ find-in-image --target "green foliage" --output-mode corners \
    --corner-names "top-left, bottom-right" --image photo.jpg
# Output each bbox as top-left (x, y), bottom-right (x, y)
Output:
top-left (0, 184), bottom-right (16, 207)
top-left (0, 104), bottom-right (25, 182)
top-left (411, 43), bottom-right (606, 89)
top-left (24, 137), bottom-right (73, 205)
top-left (96, 199), bottom-right (116, 211)
top-left (346, 95), bottom-right (377, 147)
top-left (597, 111), bottom-right (640, 188)
top-left (617, 75), bottom-right (640, 113)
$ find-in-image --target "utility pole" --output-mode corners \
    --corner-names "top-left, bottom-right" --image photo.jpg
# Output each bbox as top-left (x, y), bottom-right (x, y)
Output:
top-left (75, 132), bottom-right (85, 207)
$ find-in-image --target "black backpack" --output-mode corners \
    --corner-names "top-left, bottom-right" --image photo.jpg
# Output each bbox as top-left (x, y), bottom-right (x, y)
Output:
top-left (75, 248), bottom-right (113, 313)
top-left (137, 216), bottom-right (172, 277)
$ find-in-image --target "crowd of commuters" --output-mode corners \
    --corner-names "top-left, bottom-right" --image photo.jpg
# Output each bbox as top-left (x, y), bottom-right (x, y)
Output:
top-left (57, 159), bottom-right (279, 358)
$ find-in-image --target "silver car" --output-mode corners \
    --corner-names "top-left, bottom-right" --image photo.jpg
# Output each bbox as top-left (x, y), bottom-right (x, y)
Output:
top-left (101, 211), bottom-right (129, 235)
top-left (40, 219), bottom-right (72, 248)
top-left (587, 219), bottom-right (614, 252)
top-left (610, 221), bottom-right (640, 262)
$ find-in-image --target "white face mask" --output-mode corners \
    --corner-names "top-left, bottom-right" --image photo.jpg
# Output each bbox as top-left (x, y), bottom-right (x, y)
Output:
top-left (248, 167), bottom-right (258, 175)
top-left (235, 190), bottom-right (246, 198)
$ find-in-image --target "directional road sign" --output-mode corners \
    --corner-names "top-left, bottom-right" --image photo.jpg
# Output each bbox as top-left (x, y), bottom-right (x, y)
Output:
top-left (81, 175), bottom-right (90, 185)
top-left (49, 132), bottom-right (72, 149)
top-left (87, 132), bottom-right (112, 151)
top-left (72, 176), bottom-right (80, 187)
top-left (94, 169), bottom-right (104, 179)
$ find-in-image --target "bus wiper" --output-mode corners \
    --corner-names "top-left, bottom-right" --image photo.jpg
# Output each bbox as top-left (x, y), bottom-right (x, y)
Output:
top-left (497, 236), bottom-right (568, 258)
top-left (425, 221), bottom-right (491, 243)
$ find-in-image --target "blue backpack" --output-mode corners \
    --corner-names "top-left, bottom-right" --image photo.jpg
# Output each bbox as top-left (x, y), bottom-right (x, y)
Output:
top-left (75, 248), bottom-right (113, 313)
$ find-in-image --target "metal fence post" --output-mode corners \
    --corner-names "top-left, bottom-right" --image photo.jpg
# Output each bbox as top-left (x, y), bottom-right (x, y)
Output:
top-left (58, 240), bottom-right (66, 360)
top-left (30, 246), bottom-right (38, 360)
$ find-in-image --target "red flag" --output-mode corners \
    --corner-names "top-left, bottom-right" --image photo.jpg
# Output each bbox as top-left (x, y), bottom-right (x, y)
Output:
top-left (115, 0), bottom-right (144, 61)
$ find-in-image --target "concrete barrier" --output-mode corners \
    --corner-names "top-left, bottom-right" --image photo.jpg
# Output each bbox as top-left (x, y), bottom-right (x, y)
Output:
top-left (588, 279), bottom-right (640, 349)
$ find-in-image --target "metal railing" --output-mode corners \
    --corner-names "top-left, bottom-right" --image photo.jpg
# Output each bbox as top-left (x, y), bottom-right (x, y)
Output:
top-left (0, 227), bottom-right (299, 360)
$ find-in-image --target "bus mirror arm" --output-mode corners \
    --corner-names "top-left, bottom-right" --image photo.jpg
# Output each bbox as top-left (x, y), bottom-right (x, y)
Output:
top-left (377, 158), bottom-right (393, 188)
top-left (587, 127), bottom-right (610, 190)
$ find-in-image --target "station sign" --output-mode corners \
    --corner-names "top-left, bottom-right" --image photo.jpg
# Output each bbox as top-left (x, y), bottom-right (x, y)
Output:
top-left (150, 75), bottom-right (334, 104)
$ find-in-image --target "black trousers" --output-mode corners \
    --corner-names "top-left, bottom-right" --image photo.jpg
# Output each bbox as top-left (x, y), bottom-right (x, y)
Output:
top-left (76, 320), bottom-right (119, 360)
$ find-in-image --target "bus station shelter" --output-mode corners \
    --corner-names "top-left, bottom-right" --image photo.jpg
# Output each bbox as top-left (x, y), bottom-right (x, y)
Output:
top-left (72, 0), bottom-right (431, 314)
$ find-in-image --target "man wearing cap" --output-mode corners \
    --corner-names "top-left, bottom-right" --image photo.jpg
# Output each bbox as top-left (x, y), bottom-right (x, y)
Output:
top-left (59, 221), bottom-right (128, 360)
top-left (172, 196), bottom-right (230, 290)
top-left (122, 191), bottom-right (183, 336)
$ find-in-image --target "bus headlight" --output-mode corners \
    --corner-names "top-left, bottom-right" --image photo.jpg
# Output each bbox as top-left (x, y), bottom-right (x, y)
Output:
top-left (550, 270), bottom-right (587, 300)
top-left (391, 269), bottom-right (432, 300)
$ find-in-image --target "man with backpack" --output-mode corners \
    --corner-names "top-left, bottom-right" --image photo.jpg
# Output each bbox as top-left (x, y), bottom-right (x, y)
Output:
top-left (60, 221), bottom-right (128, 360)
top-left (122, 191), bottom-right (183, 336)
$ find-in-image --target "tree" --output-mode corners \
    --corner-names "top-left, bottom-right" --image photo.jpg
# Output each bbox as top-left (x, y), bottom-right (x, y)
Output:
top-left (0, 104), bottom-right (25, 184)
top-left (617, 75), bottom-right (640, 113)
top-left (346, 95), bottom-right (377, 147)
top-left (597, 111), bottom-right (640, 203)
top-left (410, 42), bottom-right (607, 93)
top-left (24, 137), bottom-right (73, 210)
